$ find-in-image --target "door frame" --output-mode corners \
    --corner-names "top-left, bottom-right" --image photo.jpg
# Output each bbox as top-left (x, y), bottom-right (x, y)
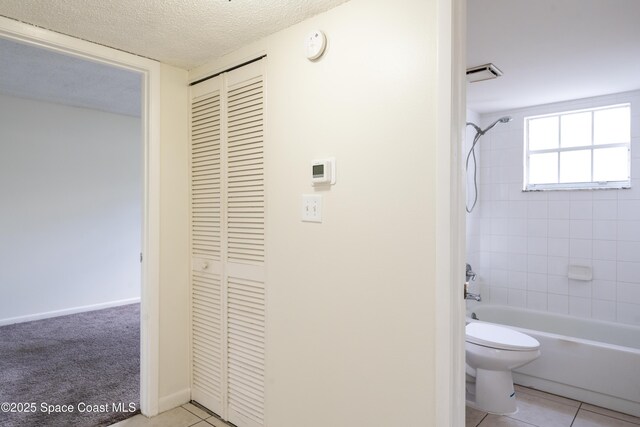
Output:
top-left (435, 0), bottom-right (467, 425)
top-left (0, 16), bottom-right (162, 416)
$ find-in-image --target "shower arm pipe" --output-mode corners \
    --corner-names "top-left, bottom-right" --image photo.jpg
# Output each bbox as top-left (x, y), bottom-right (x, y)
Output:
top-left (466, 122), bottom-right (482, 134)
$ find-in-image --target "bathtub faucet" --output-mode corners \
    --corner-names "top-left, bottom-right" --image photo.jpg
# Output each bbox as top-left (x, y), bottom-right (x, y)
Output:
top-left (466, 263), bottom-right (477, 282)
top-left (464, 264), bottom-right (481, 301)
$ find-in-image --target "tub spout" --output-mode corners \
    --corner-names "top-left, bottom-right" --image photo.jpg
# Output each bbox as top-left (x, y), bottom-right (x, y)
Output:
top-left (464, 281), bottom-right (482, 301)
top-left (466, 292), bottom-right (482, 302)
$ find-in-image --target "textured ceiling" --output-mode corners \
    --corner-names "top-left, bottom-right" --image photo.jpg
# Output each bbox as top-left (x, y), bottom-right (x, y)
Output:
top-left (0, 0), bottom-right (348, 115)
top-left (0, 0), bottom-right (349, 69)
top-left (467, 0), bottom-right (640, 113)
top-left (0, 37), bottom-right (141, 116)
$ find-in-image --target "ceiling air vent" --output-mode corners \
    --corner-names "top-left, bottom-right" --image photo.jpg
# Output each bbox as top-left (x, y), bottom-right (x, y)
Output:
top-left (466, 63), bottom-right (503, 83)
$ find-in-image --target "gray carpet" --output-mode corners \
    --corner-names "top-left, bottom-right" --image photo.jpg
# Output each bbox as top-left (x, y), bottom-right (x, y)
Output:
top-left (0, 303), bottom-right (140, 427)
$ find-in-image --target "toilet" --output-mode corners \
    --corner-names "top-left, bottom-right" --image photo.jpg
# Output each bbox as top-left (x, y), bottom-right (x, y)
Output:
top-left (465, 322), bottom-right (541, 415)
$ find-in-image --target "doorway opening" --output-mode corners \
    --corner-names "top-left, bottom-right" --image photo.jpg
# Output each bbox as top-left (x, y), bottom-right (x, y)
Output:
top-left (0, 35), bottom-right (142, 427)
top-left (0, 20), bottom-right (160, 424)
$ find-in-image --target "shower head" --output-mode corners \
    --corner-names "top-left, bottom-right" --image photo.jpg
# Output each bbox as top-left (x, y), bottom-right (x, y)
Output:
top-left (482, 116), bottom-right (512, 134)
top-left (466, 116), bottom-right (512, 136)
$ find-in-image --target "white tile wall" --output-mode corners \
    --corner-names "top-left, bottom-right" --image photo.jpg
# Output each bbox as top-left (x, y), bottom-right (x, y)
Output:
top-left (570, 220), bottom-right (593, 239)
top-left (548, 294), bottom-right (569, 314)
top-left (592, 279), bottom-right (616, 301)
top-left (593, 240), bottom-right (616, 261)
top-left (593, 201), bottom-right (617, 220)
top-left (592, 299), bottom-right (616, 321)
top-left (570, 296), bottom-right (592, 318)
top-left (466, 90), bottom-right (640, 326)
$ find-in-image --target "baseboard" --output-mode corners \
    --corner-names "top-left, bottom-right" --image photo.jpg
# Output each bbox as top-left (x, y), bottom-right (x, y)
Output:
top-left (158, 388), bottom-right (191, 413)
top-left (0, 297), bottom-right (141, 326)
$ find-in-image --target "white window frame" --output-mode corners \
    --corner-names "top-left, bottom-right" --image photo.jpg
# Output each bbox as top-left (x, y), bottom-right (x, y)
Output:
top-left (524, 103), bottom-right (631, 191)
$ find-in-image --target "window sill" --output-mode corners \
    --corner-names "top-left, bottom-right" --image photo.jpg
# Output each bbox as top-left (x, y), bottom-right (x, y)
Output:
top-left (523, 183), bottom-right (631, 192)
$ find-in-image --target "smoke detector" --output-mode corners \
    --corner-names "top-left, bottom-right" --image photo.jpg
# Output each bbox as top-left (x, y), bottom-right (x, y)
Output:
top-left (466, 63), bottom-right (503, 83)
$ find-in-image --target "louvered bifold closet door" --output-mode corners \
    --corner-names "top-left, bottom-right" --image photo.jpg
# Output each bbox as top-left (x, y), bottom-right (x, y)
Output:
top-left (190, 59), bottom-right (266, 427)
top-left (224, 60), bottom-right (266, 427)
top-left (190, 76), bottom-right (224, 415)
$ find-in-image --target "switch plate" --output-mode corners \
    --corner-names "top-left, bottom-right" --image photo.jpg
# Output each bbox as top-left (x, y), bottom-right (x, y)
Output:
top-left (301, 194), bottom-right (322, 222)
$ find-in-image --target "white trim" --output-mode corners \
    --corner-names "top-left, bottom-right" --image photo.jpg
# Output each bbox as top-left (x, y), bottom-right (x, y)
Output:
top-left (141, 57), bottom-right (162, 418)
top-left (528, 142), bottom-right (630, 155)
top-left (525, 102), bottom-right (631, 121)
top-left (436, 0), bottom-right (466, 425)
top-left (0, 298), bottom-right (141, 326)
top-left (525, 181), bottom-right (631, 191)
top-left (158, 388), bottom-right (192, 414)
top-left (0, 16), bottom-right (161, 418)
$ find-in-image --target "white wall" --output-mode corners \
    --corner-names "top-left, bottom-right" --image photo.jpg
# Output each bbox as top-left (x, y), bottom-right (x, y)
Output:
top-left (157, 63), bottom-right (191, 410)
top-left (466, 90), bottom-right (640, 326)
top-left (190, 0), bottom-right (439, 425)
top-left (0, 93), bottom-right (141, 324)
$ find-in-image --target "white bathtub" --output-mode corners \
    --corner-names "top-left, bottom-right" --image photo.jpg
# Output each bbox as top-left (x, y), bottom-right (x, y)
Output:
top-left (468, 304), bottom-right (640, 417)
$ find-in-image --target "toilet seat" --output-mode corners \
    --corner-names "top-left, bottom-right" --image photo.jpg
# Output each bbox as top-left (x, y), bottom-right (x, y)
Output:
top-left (466, 322), bottom-right (540, 351)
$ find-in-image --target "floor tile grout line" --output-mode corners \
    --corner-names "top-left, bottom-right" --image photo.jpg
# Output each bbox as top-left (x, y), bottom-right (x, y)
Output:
top-left (579, 406), bottom-right (640, 425)
top-left (504, 414), bottom-right (539, 427)
top-left (569, 401), bottom-right (581, 427)
top-left (469, 398), bottom-right (640, 427)
top-left (517, 386), bottom-right (640, 425)
top-left (476, 412), bottom-right (488, 426)
top-left (468, 388), bottom-right (640, 427)
top-left (515, 386), bottom-right (581, 409)
top-left (182, 404), bottom-right (208, 419)
top-left (189, 400), bottom-right (221, 420)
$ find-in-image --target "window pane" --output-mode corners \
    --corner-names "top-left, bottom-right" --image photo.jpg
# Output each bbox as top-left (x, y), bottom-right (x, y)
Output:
top-left (561, 112), bottom-right (592, 148)
top-left (529, 116), bottom-right (559, 151)
top-left (593, 147), bottom-right (629, 182)
top-left (529, 153), bottom-right (558, 184)
top-left (594, 106), bottom-right (630, 145)
top-left (560, 150), bottom-right (591, 183)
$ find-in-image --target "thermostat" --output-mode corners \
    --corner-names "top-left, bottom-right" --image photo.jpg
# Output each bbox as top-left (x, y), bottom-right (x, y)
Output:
top-left (311, 158), bottom-right (336, 185)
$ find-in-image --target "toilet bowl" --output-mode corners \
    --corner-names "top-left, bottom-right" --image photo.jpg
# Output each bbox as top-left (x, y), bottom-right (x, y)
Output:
top-left (465, 322), bottom-right (540, 415)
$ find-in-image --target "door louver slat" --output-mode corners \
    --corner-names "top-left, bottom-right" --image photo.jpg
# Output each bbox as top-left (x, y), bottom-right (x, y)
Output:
top-left (226, 77), bottom-right (264, 266)
top-left (190, 91), bottom-right (222, 261)
top-left (191, 62), bottom-right (265, 427)
top-left (227, 276), bottom-right (265, 426)
top-left (190, 90), bottom-right (223, 414)
top-left (192, 272), bottom-right (223, 410)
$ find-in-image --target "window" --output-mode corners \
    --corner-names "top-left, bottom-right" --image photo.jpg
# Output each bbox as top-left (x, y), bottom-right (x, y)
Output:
top-left (524, 104), bottom-right (631, 190)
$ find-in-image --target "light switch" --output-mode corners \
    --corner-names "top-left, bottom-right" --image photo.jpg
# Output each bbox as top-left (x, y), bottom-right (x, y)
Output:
top-left (301, 194), bottom-right (322, 222)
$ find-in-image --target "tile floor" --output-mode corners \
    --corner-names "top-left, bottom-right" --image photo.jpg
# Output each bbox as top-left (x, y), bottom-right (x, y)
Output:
top-left (467, 385), bottom-right (640, 427)
top-left (109, 402), bottom-right (232, 427)
top-left (108, 386), bottom-right (640, 427)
